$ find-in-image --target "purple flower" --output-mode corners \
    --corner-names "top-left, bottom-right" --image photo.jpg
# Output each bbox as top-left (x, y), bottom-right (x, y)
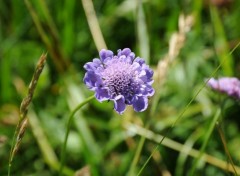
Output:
top-left (83, 48), bottom-right (155, 114)
top-left (207, 77), bottom-right (240, 99)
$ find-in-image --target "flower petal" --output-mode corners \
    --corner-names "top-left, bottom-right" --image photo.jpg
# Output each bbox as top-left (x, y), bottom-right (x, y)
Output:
top-left (132, 96), bottom-right (148, 112)
top-left (134, 57), bottom-right (145, 66)
top-left (118, 48), bottom-right (130, 56)
top-left (143, 65), bottom-right (154, 79)
top-left (83, 72), bottom-right (101, 90)
top-left (95, 88), bottom-right (110, 102)
top-left (99, 49), bottom-right (113, 63)
top-left (113, 95), bottom-right (126, 114)
top-left (118, 48), bottom-right (135, 63)
top-left (83, 59), bottom-right (102, 71)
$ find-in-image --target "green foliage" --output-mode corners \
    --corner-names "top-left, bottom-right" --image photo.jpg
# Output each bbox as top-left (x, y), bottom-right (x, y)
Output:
top-left (1, 0), bottom-right (240, 175)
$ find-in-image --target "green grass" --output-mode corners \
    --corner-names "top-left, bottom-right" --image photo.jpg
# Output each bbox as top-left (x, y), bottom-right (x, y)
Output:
top-left (1, 0), bottom-right (240, 175)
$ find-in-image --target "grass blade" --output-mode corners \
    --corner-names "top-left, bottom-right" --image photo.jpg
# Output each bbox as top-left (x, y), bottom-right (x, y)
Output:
top-left (136, 0), bottom-right (149, 63)
top-left (81, 0), bottom-right (107, 50)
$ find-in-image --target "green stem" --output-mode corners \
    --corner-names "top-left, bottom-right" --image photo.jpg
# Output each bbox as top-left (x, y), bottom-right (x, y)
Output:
top-left (189, 108), bottom-right (221, 176)
top-left (59, 95), bottom-right (95, 176)
top-left (128, 127), bottom-right (147, 176)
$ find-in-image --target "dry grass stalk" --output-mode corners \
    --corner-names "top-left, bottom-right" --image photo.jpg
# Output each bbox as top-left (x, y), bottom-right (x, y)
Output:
top-left (74, 165), bottom-right (91, 176)
top-left (124, 122), bottom-right (240, 175)
top-left (156, 14), bottom-right (194, 86)
top-left (9, 53), bottom-right (47, 165)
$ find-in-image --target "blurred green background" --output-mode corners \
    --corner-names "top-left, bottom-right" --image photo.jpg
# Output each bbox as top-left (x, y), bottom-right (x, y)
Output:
top-left (1, 0), bottom-right (240, 175)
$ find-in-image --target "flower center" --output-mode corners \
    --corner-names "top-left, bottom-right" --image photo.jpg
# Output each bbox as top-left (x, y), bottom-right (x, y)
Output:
top-left (102, 61), bottom-right (134, 97)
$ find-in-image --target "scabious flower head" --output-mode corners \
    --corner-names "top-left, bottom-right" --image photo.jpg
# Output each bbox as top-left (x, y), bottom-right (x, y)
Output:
top-left (83, 48), bottom-right (155, 114)
top-left (207, 77), bottom-right (240, 99)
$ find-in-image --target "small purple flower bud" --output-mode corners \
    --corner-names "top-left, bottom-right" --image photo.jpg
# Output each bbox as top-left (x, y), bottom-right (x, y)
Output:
top-left (83, 48), bottom-right (155, 114)
top-left (207, 77), bottom-right (240, 99)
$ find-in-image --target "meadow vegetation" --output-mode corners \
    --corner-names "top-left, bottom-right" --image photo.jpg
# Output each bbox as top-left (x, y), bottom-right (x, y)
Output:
top-left (1, 0), bottom-right (240, 175)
